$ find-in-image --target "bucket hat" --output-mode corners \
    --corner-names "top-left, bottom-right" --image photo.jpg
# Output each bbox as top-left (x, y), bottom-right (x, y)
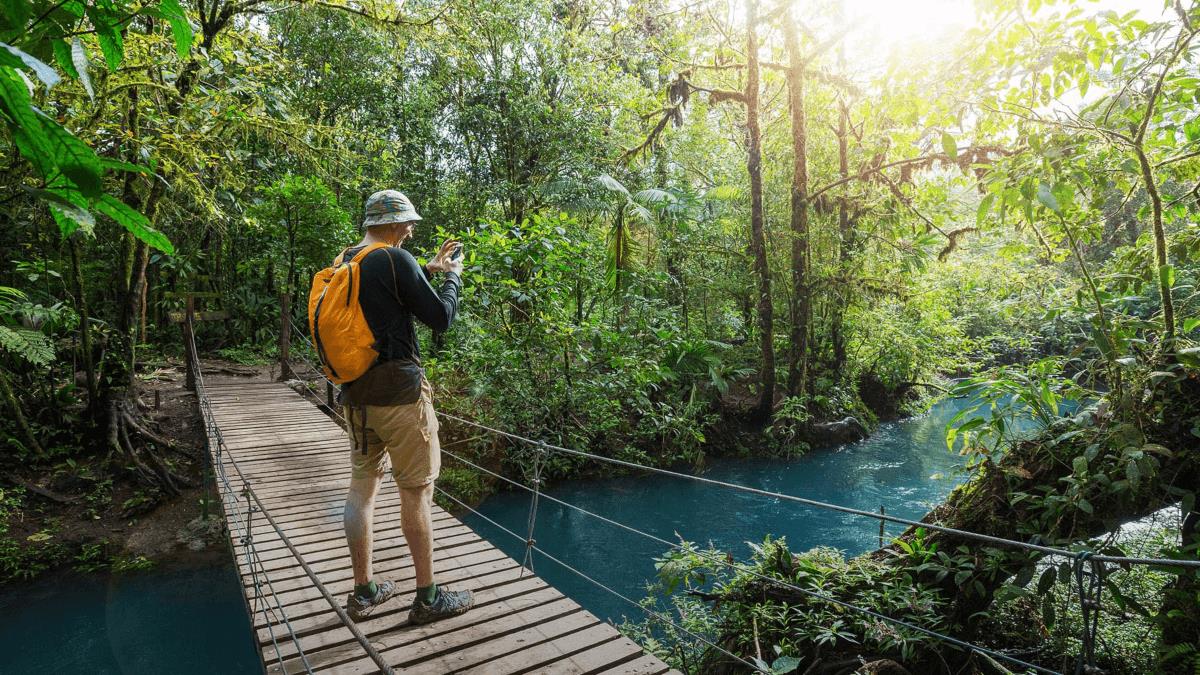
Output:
top-left (362, 189), bottom-right (422, 229)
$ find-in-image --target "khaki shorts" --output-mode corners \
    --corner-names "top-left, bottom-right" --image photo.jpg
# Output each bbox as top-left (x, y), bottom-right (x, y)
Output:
top-left (344, 379), bottom-right (441, 488)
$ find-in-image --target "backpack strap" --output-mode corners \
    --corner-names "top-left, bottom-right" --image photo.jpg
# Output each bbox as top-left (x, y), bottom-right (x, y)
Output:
top-left (332, 242), bottom-right (391, 267)
top-left (350, 242), bottom-right (392, 264)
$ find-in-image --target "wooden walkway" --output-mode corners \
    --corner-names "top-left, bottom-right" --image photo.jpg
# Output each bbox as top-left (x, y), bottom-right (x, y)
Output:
top-left (203, 378), bottom-right (676, 675)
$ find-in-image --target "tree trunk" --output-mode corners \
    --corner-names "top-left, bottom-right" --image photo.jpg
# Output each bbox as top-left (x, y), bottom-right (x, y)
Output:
top-left (783, 20), bottom-right (811, 398)
top-left (1134, 146), bottom-right (1176, 345)
top-left (745, 0), bottom-right (774, 421)
top-left (831, 98), bottom-right (851, 374)
top-left (0, 367), bottom-right (43, 456)
top-left (68, 234), bottom-right (100, 419)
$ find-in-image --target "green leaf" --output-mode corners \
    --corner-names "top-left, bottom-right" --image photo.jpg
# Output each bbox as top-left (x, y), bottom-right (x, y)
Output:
top-left (1180, 346), bottom-right (1200, 368)
top-left (85, 3), bottom-right (125, 71)
top-left (1159, 264), bottom-right (1175, 289)
top-left (158, 0), bottom-right (193, 58)
top-left (1184, 317), bottom-right (1200, 333)
top-left (98, 158), bottom-right (151, 174)
top-left (50, 39), bottom-right (79, 79)
top-left (25, 186), bottom-right (94, 235)
top-left (1014, 565), bottom-right (1035, 588)
top-left (1072, 455), bottom-right (1088, 476)
top-left (95, 194), bottom-right (174, 253)
top-left (0, 325), bottom-right (54, 366)
top-left (771, 655), bottom-right (801, 674)
top-left (1078, 498), bottom-right (1094, 515)
top-left (1, 0), bottom-right (32, 28)
top-left (1036, 182), bottom-right (1061, 214)
top-left (1126, 459), bottom-right (1140, 487)
top-left (71, 38), bottom-right (94, 100)
top-left (34, 108), bottom-right (103, 197)
top-left (596, 173), bottom-right (630, 197)
top-left (941, 131), bottom-right (958, 160)
top-left (1037, 566), bottom-right (1057, 594)
top-left (0, 42), bottom-right (60, 89)
top-left (976, 193), bottom-right (994, 228)
top-left (0, 68), bottom-right (55, 176)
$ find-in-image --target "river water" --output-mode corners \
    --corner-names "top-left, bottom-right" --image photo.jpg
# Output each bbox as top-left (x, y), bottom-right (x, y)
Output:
top-left (0, 561), bottom-right (259, 673)
top-left (462, 396), bottom-right (992, 625)
top-left (0, 396), bottom-right (994, 672)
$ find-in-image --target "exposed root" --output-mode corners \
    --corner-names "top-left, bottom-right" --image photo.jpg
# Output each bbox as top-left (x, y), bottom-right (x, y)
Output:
top-left (107, 397), bottom-right (195, 496)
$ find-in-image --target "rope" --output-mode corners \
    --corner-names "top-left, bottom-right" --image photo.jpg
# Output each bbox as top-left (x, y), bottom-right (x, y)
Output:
top-left (433, 485), bottom-right (770, 674)
top-left (432, 410), bottom-right (1200, 570)
top-left (439, 447), bottom-right (1061, 675)
top-left (519, 442), bottom-right (547, 576)
top-left (189, 329), bottom-right (394, 674)
top-left (200, 382), bottom-right (311, 673)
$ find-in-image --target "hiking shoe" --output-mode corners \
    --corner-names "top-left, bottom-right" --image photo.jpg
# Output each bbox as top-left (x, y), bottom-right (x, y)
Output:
top-left (345, 580), bottom-right (398, 621)
top-left (408, 587), bottom-right (474, 625)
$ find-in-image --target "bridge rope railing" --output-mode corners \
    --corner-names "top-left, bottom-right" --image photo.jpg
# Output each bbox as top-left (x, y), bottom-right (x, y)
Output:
top-left (188, 325), bottom-right (395, 675)
top-left (193, 336), bottom-right (313, 673)
top-left (280, 314), bottom-right (1197, 675)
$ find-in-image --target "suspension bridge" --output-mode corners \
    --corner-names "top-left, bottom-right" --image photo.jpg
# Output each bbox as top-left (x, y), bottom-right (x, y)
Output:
top-left (182, 306), bottom-right (1200, 675)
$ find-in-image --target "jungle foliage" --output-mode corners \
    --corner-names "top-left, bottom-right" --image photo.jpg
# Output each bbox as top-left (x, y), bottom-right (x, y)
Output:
top-left (1, 0), bottom-right (1199, 672)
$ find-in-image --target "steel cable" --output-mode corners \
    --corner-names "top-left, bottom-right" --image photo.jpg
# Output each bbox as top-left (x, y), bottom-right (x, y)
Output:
top-left (439, 446), bottom-right (1060, 675)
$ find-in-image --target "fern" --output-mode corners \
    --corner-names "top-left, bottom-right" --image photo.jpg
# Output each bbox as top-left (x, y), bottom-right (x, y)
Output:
top-left (0, 325), bottom-right (54, 367)
top-left (0, 286), bottom-right (26, 310)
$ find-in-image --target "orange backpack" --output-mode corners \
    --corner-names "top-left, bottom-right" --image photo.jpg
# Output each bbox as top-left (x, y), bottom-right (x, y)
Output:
top-left (307, 243), bottom-right (393, 384)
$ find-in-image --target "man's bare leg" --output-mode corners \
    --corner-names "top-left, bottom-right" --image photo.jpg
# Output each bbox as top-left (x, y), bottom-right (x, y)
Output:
top-left (345, 473), bottom-right (383, 586)
top-left (399, 483), bottom-right (435, 588)
top-left (404, 481), bottom-right (474, 623)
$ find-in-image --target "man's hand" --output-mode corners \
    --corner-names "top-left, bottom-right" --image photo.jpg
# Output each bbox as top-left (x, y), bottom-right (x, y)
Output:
top-left (425, 239), bottom-right (464, 276)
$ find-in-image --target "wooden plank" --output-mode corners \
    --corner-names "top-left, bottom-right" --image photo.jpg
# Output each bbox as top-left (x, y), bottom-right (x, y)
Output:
top-left (245, 542), bottom-right (500, 604)
top-left (256, 561), bottom-right (529, 645)
top-left (272, 576), bottom-right (552, 668)
top-left (253, 555), bottom-right (519, 631)
top-left (455, 624), bottom-right (629, 675)
top-left (596, 653), bottom-right (676, 675)
top-left (289, 581), bottom-right (568, 674)
top-left (168, 309), bottom-right (229, 323)
top-left (398, 606), bottom-right (597, 674)
top-left (535, 634), bottom-right (650, 674)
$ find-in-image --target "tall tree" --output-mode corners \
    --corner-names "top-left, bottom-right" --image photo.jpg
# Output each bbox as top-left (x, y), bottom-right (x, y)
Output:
top-left (743, 0), bottom-right (774, 419)
top-left (781, 16), bottom-right (810, 398)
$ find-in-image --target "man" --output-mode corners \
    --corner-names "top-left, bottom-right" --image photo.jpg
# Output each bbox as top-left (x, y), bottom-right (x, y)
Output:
top-left (338, 189), bottom-right (474, 624)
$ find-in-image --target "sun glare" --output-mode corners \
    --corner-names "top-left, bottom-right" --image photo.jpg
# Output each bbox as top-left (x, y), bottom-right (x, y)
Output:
top-left (832, 0), bottom-right (1167, 71)
top-left (842, 0), bottom-right (975, 57)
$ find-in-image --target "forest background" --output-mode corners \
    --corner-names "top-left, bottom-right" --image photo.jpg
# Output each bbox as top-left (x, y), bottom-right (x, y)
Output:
top-left (1, 0), bottom-right (1199, 672)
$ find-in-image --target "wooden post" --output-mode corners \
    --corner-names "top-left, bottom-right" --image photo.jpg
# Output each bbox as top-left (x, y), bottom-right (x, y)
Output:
top-left (326, 380), bottom-right (334, 409)
top-left (279, 293), bottom-right (294, 381)
top-left (183, 295), bottom-right (196, 390)
top-left (878, 505), bottom-right (886, 549)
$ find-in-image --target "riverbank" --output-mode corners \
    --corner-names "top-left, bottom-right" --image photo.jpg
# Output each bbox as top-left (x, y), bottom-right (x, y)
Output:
top-left (0, 359), bottom-right (230, 586)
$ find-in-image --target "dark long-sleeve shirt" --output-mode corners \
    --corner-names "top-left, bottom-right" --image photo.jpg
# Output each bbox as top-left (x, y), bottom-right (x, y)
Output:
top-left (341, 244), bottom-right (461, 363)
